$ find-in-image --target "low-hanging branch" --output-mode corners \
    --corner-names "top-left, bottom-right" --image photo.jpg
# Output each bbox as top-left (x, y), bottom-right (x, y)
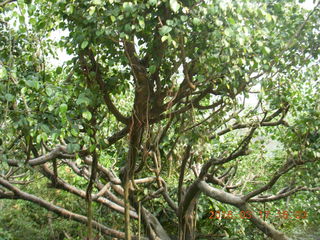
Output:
top-left (39, 164), bottom-right (139, 219)
top-left (0, 176), bottom-right (148, 239)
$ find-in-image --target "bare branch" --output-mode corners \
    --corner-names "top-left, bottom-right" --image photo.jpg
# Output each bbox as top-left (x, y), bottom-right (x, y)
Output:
top-left (39, 164), bottom-right (138, 219)
top-left (249, 186), bottom-right (320, 202)
top-left (197, 181), bottom-right (244, 207)
top-left (0, 177), bottom-right (142, 239)
top-left (7, 145), bottom-right (68, 167)
top-left (242, 160), bottom-right (295, 201)
top-left (238, 204), bottom-right (289, 240)
top-left (211, 106), bottom-right (288, 139)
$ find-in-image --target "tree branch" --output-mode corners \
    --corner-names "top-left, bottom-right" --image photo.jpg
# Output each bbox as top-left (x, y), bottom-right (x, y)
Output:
top-left (198, 181), bottom-right (290, 240)
top-left (249, 186), bottom-right (320, 202)
top-left (242, 160), bottom-right (295, 201)
top-left (197, 181), bottom-right (244, 207)
top-left (39, 164), bottom-right (138, 219)
top-left (0, 177), bottom-right (143, 239)
top-left (7, 145), bottom-right (68, 167)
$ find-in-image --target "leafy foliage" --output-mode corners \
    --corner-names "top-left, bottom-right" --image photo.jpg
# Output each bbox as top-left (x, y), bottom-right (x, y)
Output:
top-left (0, 0), bottom-right (319, 240)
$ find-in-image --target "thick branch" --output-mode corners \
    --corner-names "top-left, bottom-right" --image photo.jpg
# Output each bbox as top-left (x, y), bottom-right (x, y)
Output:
top-left (0, 190), bottom-right (18, 199)
top-left (197, 181), bottom-right (244, 206)
top-left (238, 204), bottom-right (289, 240)
top-left (105, 126), bottom-right (130, 146)
top-left (198, 181), bottom-right (289, 240)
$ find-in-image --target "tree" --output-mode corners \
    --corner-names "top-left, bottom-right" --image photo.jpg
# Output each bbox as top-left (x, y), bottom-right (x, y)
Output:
top-left (0, 0), bottom-right (319, 239)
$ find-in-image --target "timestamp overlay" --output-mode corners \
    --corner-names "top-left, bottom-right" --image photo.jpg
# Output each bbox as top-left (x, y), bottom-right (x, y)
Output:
top-left (208, 210), bottom-right (308, 220)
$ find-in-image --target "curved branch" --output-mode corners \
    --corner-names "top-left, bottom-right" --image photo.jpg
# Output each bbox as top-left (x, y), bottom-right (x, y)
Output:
top-left (7, 145), bottom-right (68, 167)
top-left (0, 177), bottom-right (140, 239)
top-left (210, 106), bottom-right (288, 139)
top-left (198, 181), bottom-right (289, 240)
top-left (199, 128), bottom-right (255, 179)
top-left (242, 160), bottom-right (295, 201)
top-left (79, 50), bottom-right (130, 125)
top-left (238, 204), bottom-right (289, 240)
top-left (106, 126), bottom-right (130, 146)
top-left (249, 186), bottom-right (320, 202)
top-left (39, 164), bottom-right (138, 219)
top-left (197, 181), bottom-right (244, 207)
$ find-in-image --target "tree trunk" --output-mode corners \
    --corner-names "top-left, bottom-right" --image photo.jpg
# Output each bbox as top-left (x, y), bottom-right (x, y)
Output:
top-left (179, 197), bottom-right (197, 240)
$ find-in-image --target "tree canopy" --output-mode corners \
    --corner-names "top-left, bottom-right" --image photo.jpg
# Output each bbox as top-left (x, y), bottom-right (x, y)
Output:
top-left (0, 0), bottom-right (319, 240)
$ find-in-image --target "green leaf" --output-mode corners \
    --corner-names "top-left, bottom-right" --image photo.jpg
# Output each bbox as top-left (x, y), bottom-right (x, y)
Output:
top-left (36, 132), bottom-right (48, 143)
top-left (29, 17), bottom-right (36, 25)
top-left (224, 28), bottom-right (233, 37)
top-left (123, 2), bottom-right (133, 12)
top-left (76, 94), bottom-right (91, 106)
top-left (180, 15), bottom-right (187, 21)
top-left (266, 13), bottom-right (272, 22)
top-left (82, 111), bottom-right (92, 120)
top-left (148, 0), bottom-right (157, 5)
top-left (215, 19), bottom-right (223, 26)
top-left (89, 6), bottom-right (96, 15)
top-left (124, 24), bottom-right (131, 33)
top-left (26, 80), bottom-right (40, 90)
top-left (40, 124), bottom-right (50, 133)
top-left (169, 0), bottom-right (180, 13)
top-left (46, 88), bottom-right (54, 96)
top-left (165, 20), bottom-right (173, 26)
top-left (237, 36), bottom-right (245, 46)
top-left (161, 35), bottom-right (169, 42)
top-left (67, 143), bottom-right (80, 153)
top-left (81, 40), bottom-right (89, 49)
top-left (0, 67), bottom-right (7, 79)
top-left (149, 65), bottom-right (157, 74)
top-left (19, 15), bottom-right (25, 24)
top-left (263, 46), bottom-right (271, 55)
top-left (228, 17), bottom-right (235, 25)
top-left (138, 18), bottom-right (145, 29)
top-left (71, 128), bottom-right (78, 136)
top-left (89, 144), bottom-right (96, 152)
top-left (56, 66), bottom-right (62, 74)
top-left (159, 25), bottom-right (172, 36)
top-left (5, 93), bottom-right (14, 102)
top-left (92, 0), bottom-right (102, 5)
top-left (59, 103), bottom-right (68, 114)
top-left (192, 18), bottom-right (201, 26)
